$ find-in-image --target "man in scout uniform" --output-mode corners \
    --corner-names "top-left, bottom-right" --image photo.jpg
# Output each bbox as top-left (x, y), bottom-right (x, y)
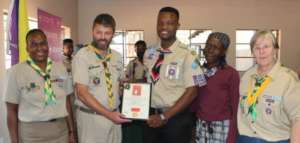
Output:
top-left (4, 29), bottom-right (76, 143)
top-left (143, 7), bottom-right (206, 143)
top-left (62, 38), bottom-right (74, 74)
top-left (125, 40), bottom-right (148, 83)
top-left (72, 14), bottom-right (130, 143)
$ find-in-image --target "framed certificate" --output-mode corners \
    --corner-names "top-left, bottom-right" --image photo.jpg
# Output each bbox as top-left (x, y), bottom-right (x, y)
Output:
top-left (121, 83), bottom-right (151, 120)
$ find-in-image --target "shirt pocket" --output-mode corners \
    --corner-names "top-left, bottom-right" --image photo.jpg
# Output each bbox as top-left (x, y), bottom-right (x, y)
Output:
top-left (163, 61), bottom-right (183, 81)
top-left (19, 81), bottom-right (44, 103)
top-left (51, 75), bottom-right (68, 101)
top-left (88, 64), bottom-right (103, 87)
top-left (110, 62), bottom-right (123, 81)
top-left (261, 94), bottom-right (283, 116)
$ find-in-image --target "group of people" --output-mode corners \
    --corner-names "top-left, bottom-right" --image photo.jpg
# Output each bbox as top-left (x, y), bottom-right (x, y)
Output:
top-left (4, 6), bottom-right (300, 143)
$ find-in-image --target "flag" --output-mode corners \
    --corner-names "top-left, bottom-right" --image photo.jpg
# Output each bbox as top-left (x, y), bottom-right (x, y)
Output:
top-left (7, 0), bottom-right (29, 65)
top-left (18, 0), bottom-right (29, 62)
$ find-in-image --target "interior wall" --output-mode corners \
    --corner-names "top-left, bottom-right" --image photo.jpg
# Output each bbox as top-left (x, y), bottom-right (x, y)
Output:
top-left (0, 0), bottom-right (78, 142)
top-left (78, 0), bottom-right (300, 70)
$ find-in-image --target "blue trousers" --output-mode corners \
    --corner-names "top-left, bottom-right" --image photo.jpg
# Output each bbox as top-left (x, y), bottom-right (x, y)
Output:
top-left (237, 135), bottom-right (289, 143)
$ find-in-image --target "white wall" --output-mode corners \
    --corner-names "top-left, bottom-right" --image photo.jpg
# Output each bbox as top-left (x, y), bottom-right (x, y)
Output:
top-left (0, 0), bottom-right (78, 142)
top-left (78, 0), bottom-right (300, 70)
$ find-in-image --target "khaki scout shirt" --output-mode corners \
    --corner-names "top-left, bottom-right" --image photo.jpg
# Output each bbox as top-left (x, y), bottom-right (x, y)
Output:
top-left (125, 58), bottom-right (147, 81)
top-left (63, 56), bottom-right (72, 75)
top-left (4, 61), bottom-right (73, 122)
top-left (72, 46), bottom-right (123, 110)
top-left (144, 40), bottom-right (206, 108)
top-left (238, 61), bottom-right (299, 141)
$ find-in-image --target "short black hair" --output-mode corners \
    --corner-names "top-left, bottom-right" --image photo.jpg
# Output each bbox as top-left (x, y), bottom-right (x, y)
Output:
top-left (159, 7), bottom-right (179, 20)
top-left (63, 39), bottom-right (73, 45)
top-left (93, 13), bottom-right (116, 32)
top-left (26, 29), bottom-right (47, 43)
top-left (135, 40), bottom-right (147, 49)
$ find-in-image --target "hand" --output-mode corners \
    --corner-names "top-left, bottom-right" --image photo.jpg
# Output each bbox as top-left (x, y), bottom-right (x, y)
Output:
top-left (68, 131), bottom-right (77, 143)
top-left (147, 114), bottom-right (165, 128)
top-left (107, 111), bottom-right (131, 124)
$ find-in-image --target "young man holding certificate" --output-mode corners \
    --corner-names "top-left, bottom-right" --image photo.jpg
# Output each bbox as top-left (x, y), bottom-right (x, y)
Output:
top-left (143, 7), bottom-right (206, 143)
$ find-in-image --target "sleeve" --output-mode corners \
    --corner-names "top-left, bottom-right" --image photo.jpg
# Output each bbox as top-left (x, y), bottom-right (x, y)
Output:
top-left (183, 53), bottom-right (206, 88)
top-left (226, 69), bottom-right (240, 143)
top-left (283, 80), bottom-right (300, 125)
top-left (72, 53), bottom-right (89, 85)
top-left (125, 60), bottom-right (133, 79)
top-left (3, 68), bottom-right (21, 104)
top-left (65, 74), bottom-right (74, 95)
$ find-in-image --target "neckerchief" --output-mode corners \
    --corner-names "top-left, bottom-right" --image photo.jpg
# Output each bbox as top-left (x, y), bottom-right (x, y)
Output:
top-left (89, 44), bottom-right (115, 109)
top-left (246, 75), bottom-right (271, 121)
top-left (26, 57), bottom-right (56, 106)
top-left (150, 48), bottom-right (172, 84)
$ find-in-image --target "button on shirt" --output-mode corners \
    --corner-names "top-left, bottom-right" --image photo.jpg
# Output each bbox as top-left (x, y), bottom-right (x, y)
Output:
top-left (144, 40), bottom-right (206, 108)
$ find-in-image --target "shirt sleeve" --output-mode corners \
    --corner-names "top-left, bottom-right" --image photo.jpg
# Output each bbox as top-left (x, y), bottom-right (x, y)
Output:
top-left (227, 68), bottom-right (240, 143)
top-left (125, 60), bottom-right (133, 79)
top-left (3, 68), bottom-right (20, 104)
top-left (183, 53), bottom-right (206, 88)
top-left (72, 52), bottom-right (89, 85)
top-left (283, 81), bottom-right (300, 124)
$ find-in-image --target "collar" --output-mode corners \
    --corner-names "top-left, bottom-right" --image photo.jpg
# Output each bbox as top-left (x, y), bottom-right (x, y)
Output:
top-left (204, 66), bottom-right (218, 77)
top-left (250, 60), bottom-right (281, 81)
top-left (157, 40), bottom-right (179, 53)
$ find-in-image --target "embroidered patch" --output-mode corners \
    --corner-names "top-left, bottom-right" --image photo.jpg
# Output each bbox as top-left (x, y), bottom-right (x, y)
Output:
top-left (165, 62), bottom-right (179, 79)
top-left (265, 107), bottom-right (272, 115)
top-left (263, 95), bottom-right (282, 102)
top-left (92, 77), bottom-right (101, 85)
top-left (192, 74), bottom-right (206, 86)
top-left (147, 48), bottom-right (156, 60)
top-left (88, 65), bottom-right (101, 70)
top-left (192, 59), bottom-right (201, 69)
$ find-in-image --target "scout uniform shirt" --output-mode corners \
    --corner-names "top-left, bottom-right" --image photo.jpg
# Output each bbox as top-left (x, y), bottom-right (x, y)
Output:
top-left (4, 61), bottom-right (73, 122)
top-left (72, 46), bottom-right (123, 110)
top-left (63, 55), bottom-right (72, 75)
top-left (238, 61), bottom-right (299, 141)
top-left (144, 40), bottom-right (206, 109)
top-left (125, 58), bottom-right (147, 81)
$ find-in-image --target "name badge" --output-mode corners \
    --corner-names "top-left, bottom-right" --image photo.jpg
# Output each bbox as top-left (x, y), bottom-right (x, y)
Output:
top-left (165, 62), bottom-right (179, 79)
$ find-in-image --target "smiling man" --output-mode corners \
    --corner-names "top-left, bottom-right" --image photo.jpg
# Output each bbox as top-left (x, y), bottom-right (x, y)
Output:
top-left (143, 7), bottom-right (206, 143)
top-left (72, 13), bottom-right (130, 143)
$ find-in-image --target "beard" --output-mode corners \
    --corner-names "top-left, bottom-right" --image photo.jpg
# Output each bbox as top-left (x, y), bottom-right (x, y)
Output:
top-left (92, 38), bottom-right (111, 50)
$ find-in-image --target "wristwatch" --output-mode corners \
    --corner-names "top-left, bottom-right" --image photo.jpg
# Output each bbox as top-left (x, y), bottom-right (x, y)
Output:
top-left (159, 113), bottom-right (167, 121)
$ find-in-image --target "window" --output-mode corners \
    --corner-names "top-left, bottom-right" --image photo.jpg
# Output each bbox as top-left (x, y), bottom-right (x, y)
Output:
top-left (235, 29), bottom-right (280, 71)
top-left (111, 30), bottom-right (143, 66)
top-left (3, 12), bottom-right (72, 69)
top-left (176, 29), bottom-right (212, 64)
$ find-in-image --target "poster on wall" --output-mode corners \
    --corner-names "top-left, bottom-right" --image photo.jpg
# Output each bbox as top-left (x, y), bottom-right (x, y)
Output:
top-left (38, 9), bottom-right (62, 62)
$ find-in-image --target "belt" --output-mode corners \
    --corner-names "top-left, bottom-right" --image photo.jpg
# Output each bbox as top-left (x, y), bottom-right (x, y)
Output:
top-left (78, 106), bottom-right (117, 115)
top-left (20, 117), bottom-right (64, 123)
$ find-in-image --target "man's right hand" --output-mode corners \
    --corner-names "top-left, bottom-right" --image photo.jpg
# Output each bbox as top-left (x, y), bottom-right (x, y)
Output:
top-left (107, 111), bottom-right (131, 124)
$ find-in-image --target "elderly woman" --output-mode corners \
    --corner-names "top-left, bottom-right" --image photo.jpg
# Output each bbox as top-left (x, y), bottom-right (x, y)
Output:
top-left (237, 30), bottom-right (300, 143)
